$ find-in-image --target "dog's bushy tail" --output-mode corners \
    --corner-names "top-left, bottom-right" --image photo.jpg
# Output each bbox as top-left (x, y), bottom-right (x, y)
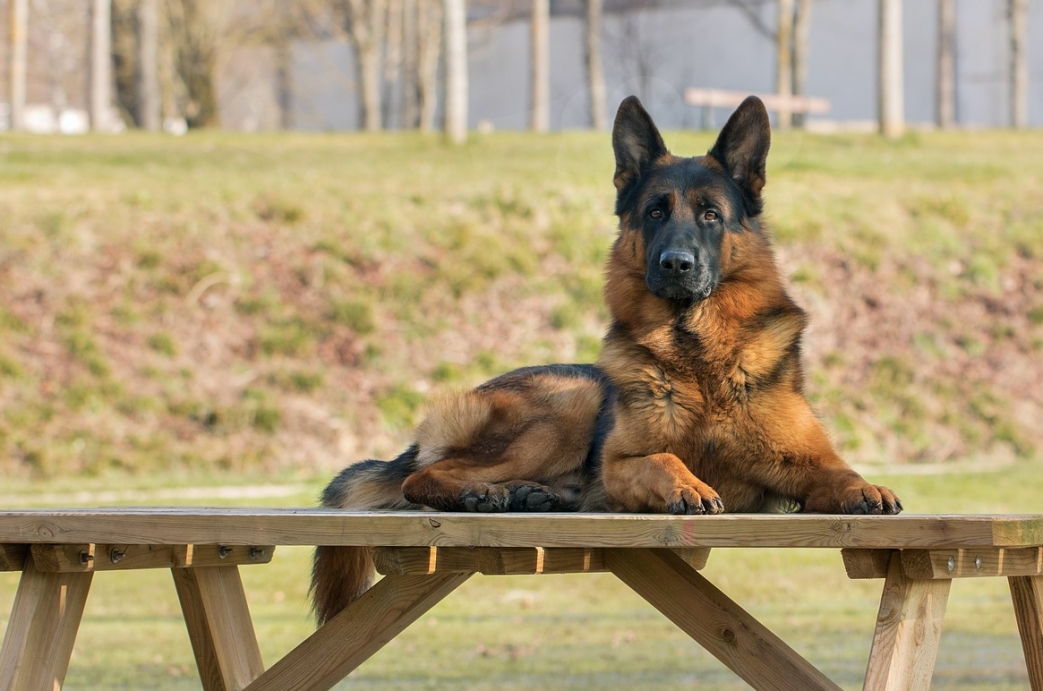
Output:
top-left (310, 446), bottom-right (421, 624)
top-left (311, 544), bottom-right (375, 625)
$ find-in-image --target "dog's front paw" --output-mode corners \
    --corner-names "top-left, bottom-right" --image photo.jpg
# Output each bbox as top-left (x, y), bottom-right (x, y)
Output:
top-left (506, 482), bottom-right (559, 512)
top-left (460, 483), bottom-right (511, 513)
top-left (665, 482), bottom-right (725, 515)
top-left (839, 484), bottom-right (903, 515)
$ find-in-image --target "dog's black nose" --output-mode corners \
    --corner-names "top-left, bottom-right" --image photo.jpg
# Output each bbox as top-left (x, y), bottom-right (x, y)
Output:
top-left (659, 250), bottom-right (695, 275)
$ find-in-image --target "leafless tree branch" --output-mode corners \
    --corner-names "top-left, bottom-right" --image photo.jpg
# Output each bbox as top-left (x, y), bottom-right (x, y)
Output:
top-left (723, 0), bottom-right (775, 41)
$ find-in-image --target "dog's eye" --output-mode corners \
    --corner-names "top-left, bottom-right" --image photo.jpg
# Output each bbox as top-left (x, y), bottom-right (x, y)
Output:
top-left (648, 208), bottom-right (663, 220)
top-left (703, 210), bottom-right (719, 222)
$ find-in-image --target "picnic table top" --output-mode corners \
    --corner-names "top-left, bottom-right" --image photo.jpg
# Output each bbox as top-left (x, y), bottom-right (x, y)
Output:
top-left (0, 509), bottom-right (1040, 549)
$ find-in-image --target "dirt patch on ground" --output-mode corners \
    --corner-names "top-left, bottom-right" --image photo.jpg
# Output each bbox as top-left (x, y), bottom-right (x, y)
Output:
top-left (780, 244), bottom-right (1043, 466)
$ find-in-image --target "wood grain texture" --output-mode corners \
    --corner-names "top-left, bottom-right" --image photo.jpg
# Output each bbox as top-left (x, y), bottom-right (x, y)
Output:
top-left (606, 548), bottom-right (842, 691)
top-left (994, 516), bottom-right (1043, 548)
top-left (1008, 575), bottom-right (1043, 691)
top-left (0, 545), bottom-right (27, 572)
top-left (373, 546), bottom-right (606, 575)
top-left (31, 544), bottom-right (274, 572)
top-left (173, 567), bottom-right (264, 691)
top-left (671, 547), bottom-right (711, 570)
top-left (842, 549), bottom-right (894, 579)
top-left (0, 511), bottom-right (1039, 549)
top-left (863, 553), bottom-right (951, 691)
top-left (901, 547), bottom-right (1043, 579)
top-left (173, 568), bottom-right (227, 691)
top-left (243, 572), bottom-right (472, 691)
top-left (0, 556), bottom-right (93, 691)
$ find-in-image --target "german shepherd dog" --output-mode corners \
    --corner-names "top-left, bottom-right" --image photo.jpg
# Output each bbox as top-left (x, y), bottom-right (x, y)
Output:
top-left (311, 95), bottom-right (902, 624)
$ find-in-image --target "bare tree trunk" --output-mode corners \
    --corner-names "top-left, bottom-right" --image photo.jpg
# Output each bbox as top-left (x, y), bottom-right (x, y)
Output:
top-left (530, 0), bottom-right (549, 132)
top-left (90, 0), bottom-right (113, 131)
top-left (1008, 0), bottom-right (1027, 129)
top-left (384, 0), bottom-right (403, 129)
top-left (775, 0), bottom-right (794, 130)
top-left (167, 0), bottom-right (222, 128)
top-left (444, 0), bottom-right (468, 144)
top-left (274, 41), bottom-right (294, 130)
top-left (401, 0), bottom-right (419, 128)
top-left (417, 0), bottom-right (441, 133)
top-left (585, 0), bottom-right (606, 130)
top-left (137, 0), bottom-right (162, 131)
top-left (350, 0), bottom-right (386, 132)
top-left (792, 0), bottom-right (812, 128)
top-left (8, 0), bottom-right (28, 131)
top-left (359, 55), bottom-right (383, 132)
top-left (936, 0), bottom-right (955, 129)
top-left (878, 0), bottom-right (904, 137)
top-left (158, 11), bottom-right (184, 125)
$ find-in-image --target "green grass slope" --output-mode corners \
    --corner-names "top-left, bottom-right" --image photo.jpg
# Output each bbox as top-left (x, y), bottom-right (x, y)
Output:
top-left (1, 129), bottom-right (1041, 480)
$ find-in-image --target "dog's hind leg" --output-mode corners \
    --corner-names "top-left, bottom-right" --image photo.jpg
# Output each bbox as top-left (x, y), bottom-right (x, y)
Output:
top-left (402, 383), bottom-right (602, 512)
top-left (401, 458), bottom-right (572, 513)
top-left (402, 371), bottom-right (605, 512)
top-left (401, 414), bottom-right (587, 513)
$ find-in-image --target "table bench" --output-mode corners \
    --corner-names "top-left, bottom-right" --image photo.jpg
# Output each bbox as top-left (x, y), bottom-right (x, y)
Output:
top-left (1, 510), bottom-right (1041, 691)
top-left (684, 88), bottom-right (831, 129)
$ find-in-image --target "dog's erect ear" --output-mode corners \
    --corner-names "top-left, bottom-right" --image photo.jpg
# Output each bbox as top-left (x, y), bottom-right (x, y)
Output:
top-left (707, 96), bottom-right (771, 216)
top-left (612, 96), bottom-right (669, 199)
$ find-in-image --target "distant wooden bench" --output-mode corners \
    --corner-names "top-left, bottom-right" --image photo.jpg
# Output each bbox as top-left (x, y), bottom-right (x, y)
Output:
top-left (684, 88), bottom-right (831, 128)
top-left (1, 510), bottom-right (1041, 691)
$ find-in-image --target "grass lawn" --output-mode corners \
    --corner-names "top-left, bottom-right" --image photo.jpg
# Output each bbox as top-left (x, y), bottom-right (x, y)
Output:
top-left (2, 128), bottom-right (1042, 478)
top-left (2, 464), bottom-right (1040, 690)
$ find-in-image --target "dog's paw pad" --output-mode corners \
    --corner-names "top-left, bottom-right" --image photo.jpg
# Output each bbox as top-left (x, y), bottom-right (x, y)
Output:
top-left (508, 484), bottom-right (558, 512)
top-left (461, 486), bottom-right (510, 513)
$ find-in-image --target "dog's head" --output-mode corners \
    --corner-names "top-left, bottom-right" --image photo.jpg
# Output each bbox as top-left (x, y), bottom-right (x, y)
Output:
top-left (611, 95), bottom-right (771, 303)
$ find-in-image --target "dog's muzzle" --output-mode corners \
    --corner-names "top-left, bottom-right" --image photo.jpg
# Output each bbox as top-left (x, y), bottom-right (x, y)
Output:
top-left (649, 249), bottom-right (715, 301)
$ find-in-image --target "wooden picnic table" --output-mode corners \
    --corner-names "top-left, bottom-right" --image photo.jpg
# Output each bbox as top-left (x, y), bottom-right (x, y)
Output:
top-left (1, 510), bottom-right (1041, 691)
top-left (683, 88), bottom-right (830, 129)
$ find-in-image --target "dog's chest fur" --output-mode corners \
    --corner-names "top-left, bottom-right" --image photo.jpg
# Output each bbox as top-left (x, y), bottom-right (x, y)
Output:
top-left (600, 282), bottom-right (806, 475)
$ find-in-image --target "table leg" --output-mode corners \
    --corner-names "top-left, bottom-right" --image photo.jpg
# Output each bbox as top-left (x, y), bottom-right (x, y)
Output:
top-left (863, 552), bottom-right (950, 691)
top-left (243, 571), bottom-right (472, 691)
top-left (1009, 575), bottom-right (1043, 691)
top-left (606, 548), bottom-right (842, 691)
top-left (172, 566), bottom-right (265, 691)
top-left (0, 556), bottom-right (92, 691)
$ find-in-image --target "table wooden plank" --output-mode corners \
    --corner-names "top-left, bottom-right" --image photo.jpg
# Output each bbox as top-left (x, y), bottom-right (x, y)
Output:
top-left (842, 549), bottom-right (894, 579)
top-left (0, 557), bottom-right (92, 691)
top-left (31, 544), bottom-right (274, 572)
top-left (1009, 575), bottom-right (1043, 691)
top-left (844, 547), bottom-right (1043, 581)
top-left (863, 553), bottom-right (951, 691)
top-left (994, 516), bottom-right (1043, 548)
top-left (173, 568), bottom-right (231, 691)
top-left (174, 566), bottom-right (265, 691)
top-left (243, 571), bottom-right (472, 691)
top-left (902, 547), bottom-right (1043, 579)
top-left (0, 511), bottom-right (1038, 549)
top-left (0, 545), bottom-right (26, 572)
top-left (606, 548), bottom-right (842, 691)
top-left (373, 546), bottom-right (607, 575)
top-left (672, 547), bottom-right (712, 570)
